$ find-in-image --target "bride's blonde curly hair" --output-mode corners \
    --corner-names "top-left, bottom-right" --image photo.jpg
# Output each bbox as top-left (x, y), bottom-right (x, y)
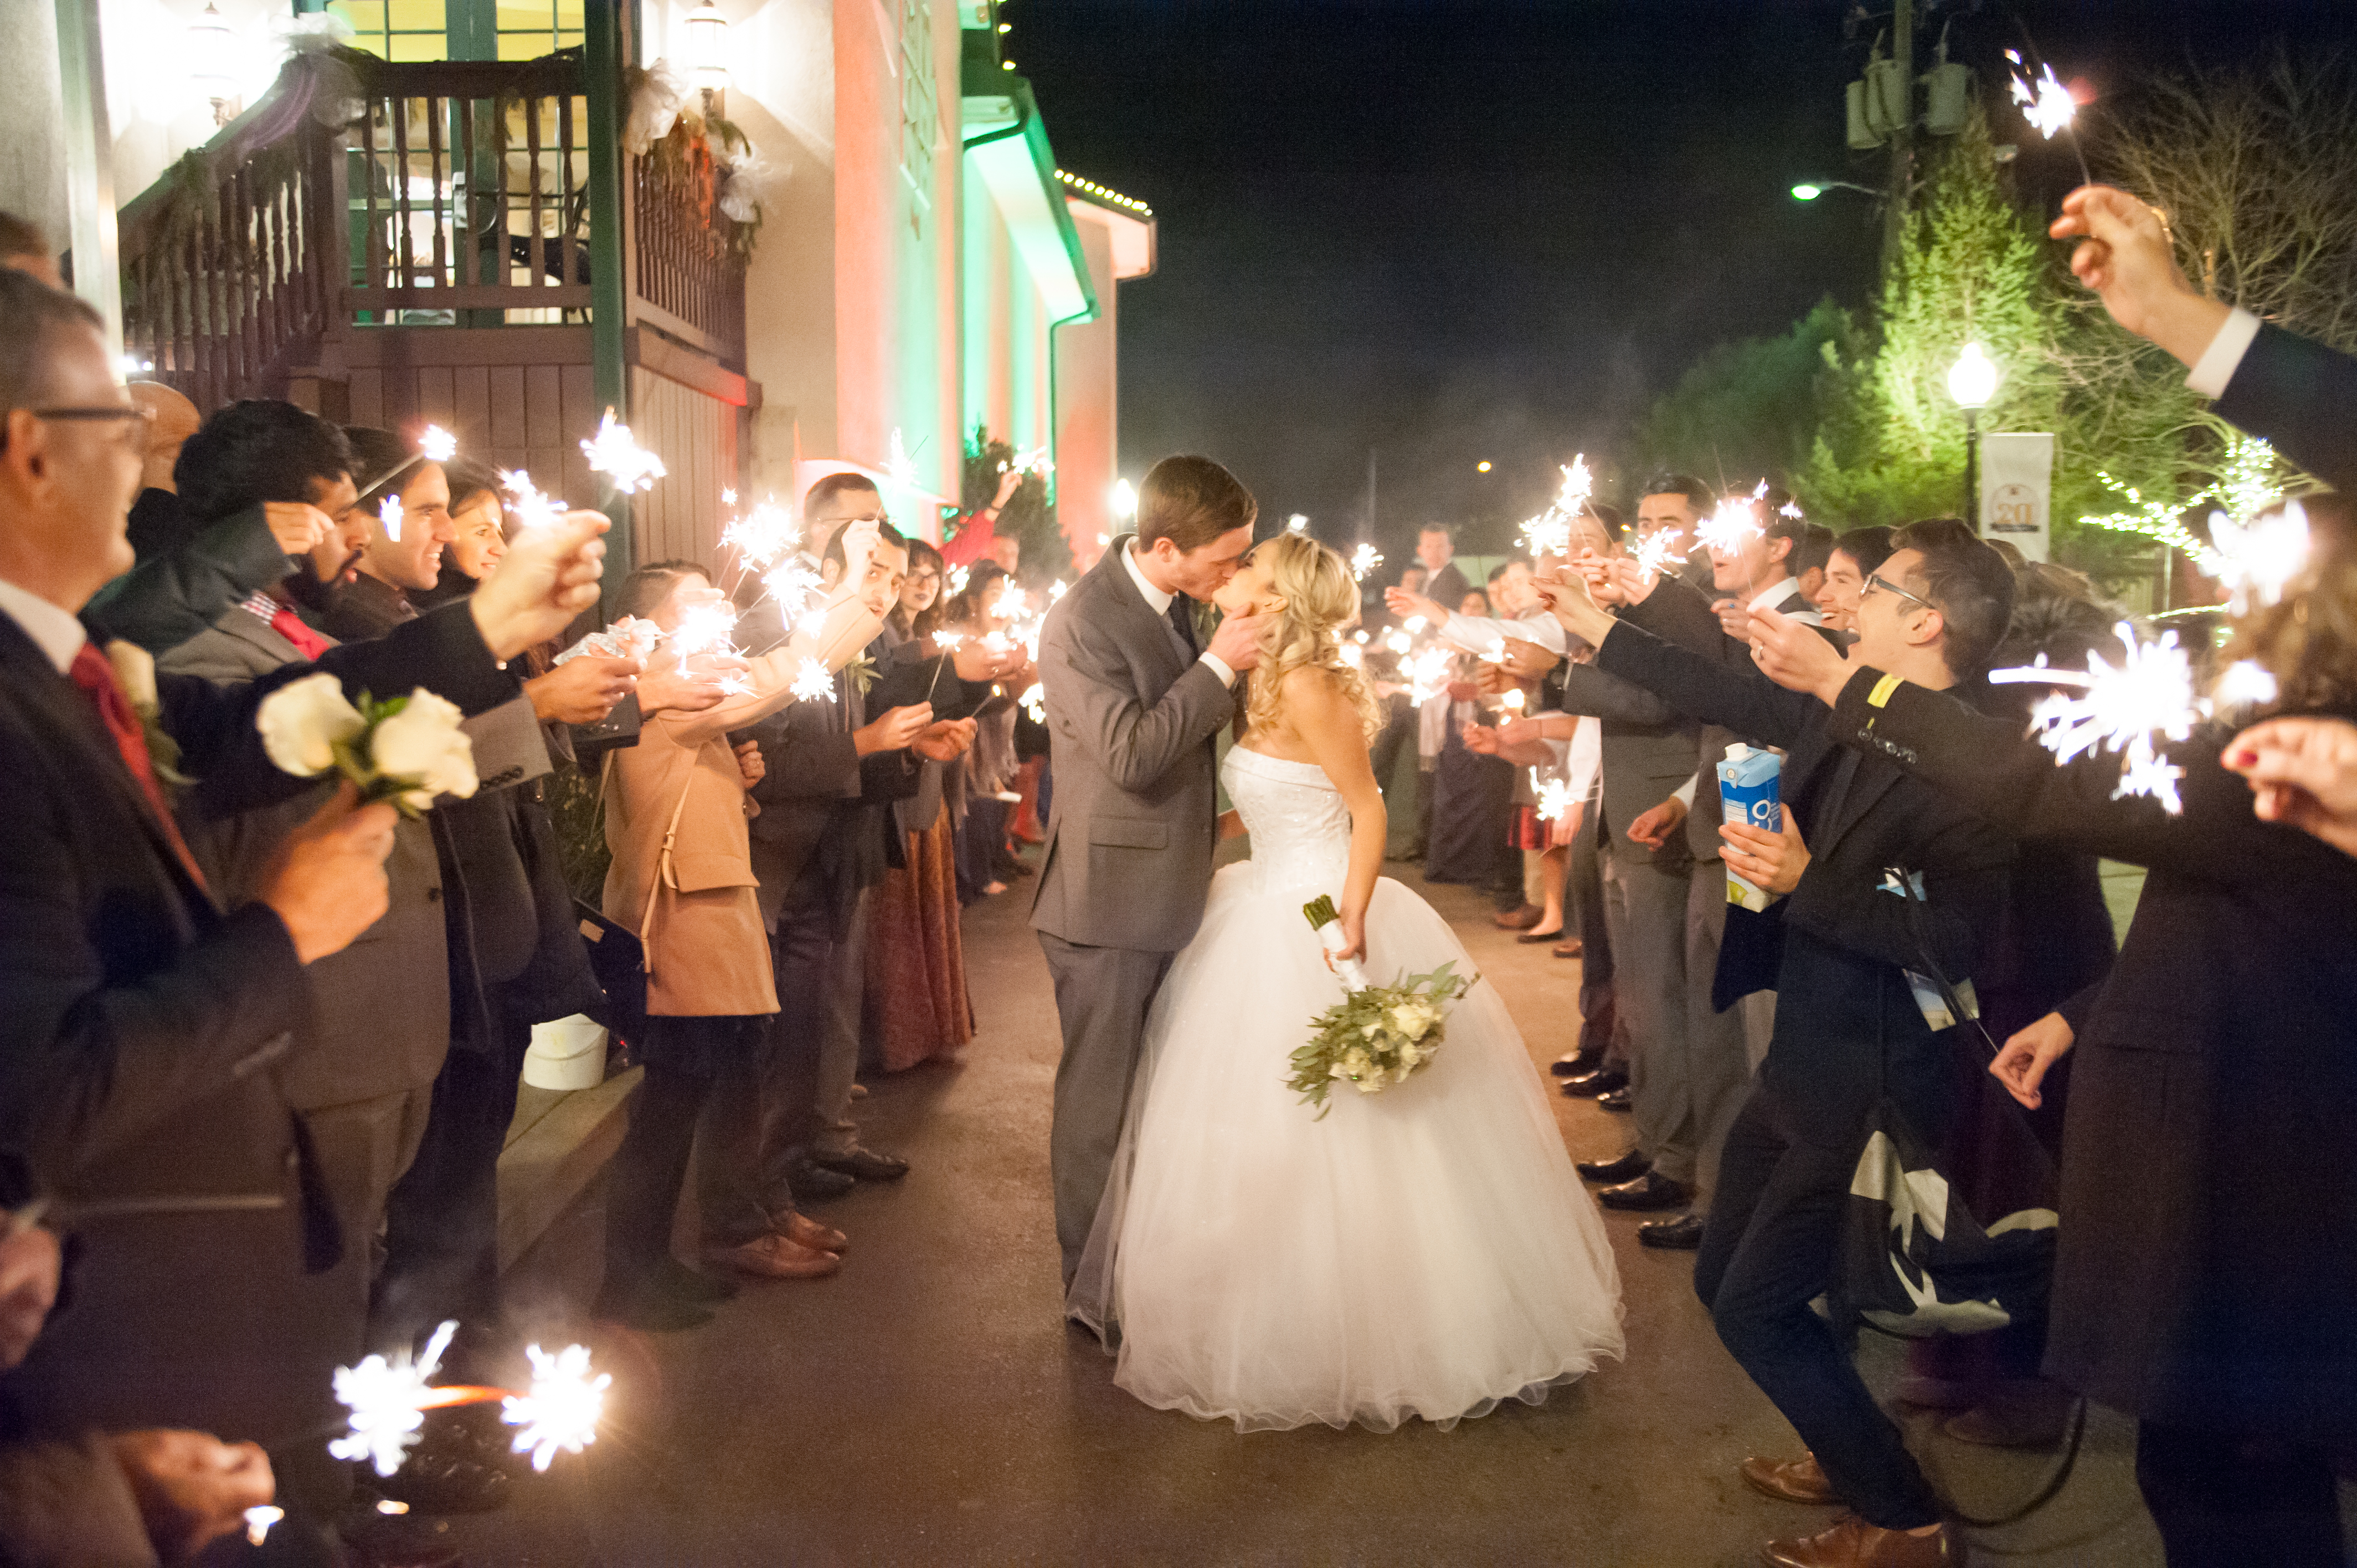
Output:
top-left (1241, 532), bottom-right (1383, 742)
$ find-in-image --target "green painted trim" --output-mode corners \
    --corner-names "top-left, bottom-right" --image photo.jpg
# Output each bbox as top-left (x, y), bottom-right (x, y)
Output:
top-left (960, 68), bottom-right (1098, 328)
top-left (583, 0), bottom-right (632, 592)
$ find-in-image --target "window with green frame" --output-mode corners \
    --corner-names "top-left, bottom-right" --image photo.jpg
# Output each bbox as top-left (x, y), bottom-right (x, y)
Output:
top-left (327, 0), bottom-right (583, 60)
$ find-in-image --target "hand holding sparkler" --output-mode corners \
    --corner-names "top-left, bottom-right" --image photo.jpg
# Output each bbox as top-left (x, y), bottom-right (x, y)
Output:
top-left (524, 653), bottom-right (640, 726)
top-left (913, 717), bottom-right (979, 762)
top-left (1744, 602), bottom-right (1853, 707)
top-left (263, 501), bottom-right (336, 556)
top-left (2049, 185), bottom-right (2231, 369)
top-left (1529, 570), bottom-right (1613, 649)
top-left (853, 704), bottom-right (934, 755)
top-left (1383, 585), bottom-right (1449, 626)
top-left (105, 1430), bottom-right (275, 1562)
top-left (637, 643), bottom-right (739, 716)
top-left (2224, 715), bottom-right (2357, 859)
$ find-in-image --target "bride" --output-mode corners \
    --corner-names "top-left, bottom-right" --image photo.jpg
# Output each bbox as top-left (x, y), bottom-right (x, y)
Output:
top-left (1067, 533), bottom-right (1624, 1432)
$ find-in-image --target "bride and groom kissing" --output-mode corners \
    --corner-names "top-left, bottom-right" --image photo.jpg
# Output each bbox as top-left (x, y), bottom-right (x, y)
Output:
top-left (1029, 455), bottom-right (1624, 1432)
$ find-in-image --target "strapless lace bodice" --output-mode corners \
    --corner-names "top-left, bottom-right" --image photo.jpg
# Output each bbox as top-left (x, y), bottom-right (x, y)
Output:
top-left (1223, 746), bottom-right (1350, 895)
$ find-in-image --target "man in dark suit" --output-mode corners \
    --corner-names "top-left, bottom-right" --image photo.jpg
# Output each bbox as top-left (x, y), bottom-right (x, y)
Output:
top-left (0, 271), bottom-right (608, 1541)
top-left (1411, 524), bottom-right (1471, 612)
top-left (1542, 519), bottom-right (2019, 1568)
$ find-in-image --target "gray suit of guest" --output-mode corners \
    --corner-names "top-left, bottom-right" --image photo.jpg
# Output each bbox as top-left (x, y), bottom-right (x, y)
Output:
top-left (1032, 538), bottom-right (1237, 1282)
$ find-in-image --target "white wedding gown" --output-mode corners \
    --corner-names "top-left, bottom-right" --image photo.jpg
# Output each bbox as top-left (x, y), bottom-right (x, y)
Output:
top-left (1068, 745), bottom-right (1624, 1432)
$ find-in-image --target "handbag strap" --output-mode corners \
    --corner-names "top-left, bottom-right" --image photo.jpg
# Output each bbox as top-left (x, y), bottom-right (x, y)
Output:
top-left (636, 761), bottom-right (698, 976)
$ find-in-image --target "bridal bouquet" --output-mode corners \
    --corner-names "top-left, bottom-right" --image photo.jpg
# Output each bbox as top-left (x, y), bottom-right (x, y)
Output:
top-left (1286, 895), bottom-right (1474, 1118)
top-left (258, 673), bottom-right (479, 816)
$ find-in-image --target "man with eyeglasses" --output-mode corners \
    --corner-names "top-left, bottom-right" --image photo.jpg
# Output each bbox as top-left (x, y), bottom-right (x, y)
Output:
top-left (1540, 518), bottom-right (2019, 1568)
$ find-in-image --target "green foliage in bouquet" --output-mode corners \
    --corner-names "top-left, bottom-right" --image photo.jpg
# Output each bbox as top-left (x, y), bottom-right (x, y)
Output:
top-left (1288, 893), bottom-right (1476, 1120)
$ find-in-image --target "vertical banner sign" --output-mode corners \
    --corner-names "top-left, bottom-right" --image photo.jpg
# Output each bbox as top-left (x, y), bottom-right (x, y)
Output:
top-left (1982, 432), bottom-right (2055, 563)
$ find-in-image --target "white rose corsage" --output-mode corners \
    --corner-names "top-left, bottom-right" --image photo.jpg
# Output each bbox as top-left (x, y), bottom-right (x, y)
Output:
top-left (256, 672), bottom-right (480, 815)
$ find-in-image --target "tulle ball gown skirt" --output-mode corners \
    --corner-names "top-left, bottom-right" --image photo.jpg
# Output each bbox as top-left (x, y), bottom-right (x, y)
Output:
top-left (1071, 864), bottom-right (1625, 1433)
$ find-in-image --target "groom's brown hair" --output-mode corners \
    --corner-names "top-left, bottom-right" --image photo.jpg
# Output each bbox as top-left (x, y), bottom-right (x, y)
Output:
top-left (1138, 455), bottom-right (1257, 555)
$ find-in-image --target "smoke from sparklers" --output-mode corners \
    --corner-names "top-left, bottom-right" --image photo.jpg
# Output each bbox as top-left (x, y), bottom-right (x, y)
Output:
top-left (581, 410), bottom-right (667, 494)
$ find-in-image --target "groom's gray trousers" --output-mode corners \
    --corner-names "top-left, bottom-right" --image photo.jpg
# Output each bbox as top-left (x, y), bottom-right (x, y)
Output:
top-left (1038, 933), bottom-right (1175, 1286)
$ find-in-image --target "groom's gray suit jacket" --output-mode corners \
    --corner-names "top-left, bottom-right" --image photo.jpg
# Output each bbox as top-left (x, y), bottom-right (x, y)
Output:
top-left (1031, 536), bottom-right (1237, 953)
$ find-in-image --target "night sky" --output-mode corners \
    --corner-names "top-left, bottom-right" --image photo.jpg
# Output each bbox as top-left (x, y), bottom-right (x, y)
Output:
top-left (1014, 0), bottom-right (2340, 553)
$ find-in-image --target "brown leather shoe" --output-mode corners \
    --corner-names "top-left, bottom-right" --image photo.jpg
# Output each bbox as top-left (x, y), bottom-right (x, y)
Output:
top-left (706, 1234), bottom-right (842, 1280)
top-left (1493, 903), bottom-right (1545, 930)
top-left (783, 1211), bottom-right (849, 1255)
top-left (1761, 1515), bottom-right (1947, 1568)
top-left (1741, 1453), bottom-right (1841, 1506)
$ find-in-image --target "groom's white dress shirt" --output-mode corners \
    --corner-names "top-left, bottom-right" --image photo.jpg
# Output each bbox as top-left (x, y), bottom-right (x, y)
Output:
top-left (1124, 539), bottom-right (1236, 687)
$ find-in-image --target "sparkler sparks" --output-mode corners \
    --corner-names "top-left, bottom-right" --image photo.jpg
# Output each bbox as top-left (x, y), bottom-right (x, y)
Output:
top-left (1518, 455), bottom-right (1596, 560)
top-left (1405, 645), bottom-right (1454, 706)
top-left (1500, 688), bottom-right (1526, 711)
top-left (1630, 528), bottom-right (1685, 582)
top-left (418, 425), bottom-right (457, 463)
top-left (378, 494), bottom-right (403, 543)
top-left (330, 1321), bottom-right (456, 1478)
top-left (999, 445), bottom-right (1053, 477)
top-left (498, 468), bottom-right (568, 534)
top-left (888, 428), bottom-right (918, 489)
top-left (1532, 770), bottom-right (1577, 822)
top-left (1020, 682), bottom-right (1046, 722)
top-left (762, 560), bottom-right (822, 621)
top-left (791, 658), bottom-right (835, 702)
top-left (1350, 543), bottom-right (1384, 581)
top-left (945, 565), bottom-right (970, 598)
top-left (2206, 498), bottom-right (2310, 615)
top-left (667, 602), bottom-right (740, 661)
top-left (502, 1343), bottom-right (610, 1473)
top-left (2211, 659), bottom-right (2280, 712)
top-left (1990, 622), bottom-right (2201, 813)
top-left (244, 1507), bottom-right (284, 1547)
top-left (723, 502), bottom-right (802, 569)
top-left (580, 410), bottom-right (667, 493)
top-left (1697, 482), bottom-right (1769, 556)
top-left (2006, 50), bottom-right (2077, 139)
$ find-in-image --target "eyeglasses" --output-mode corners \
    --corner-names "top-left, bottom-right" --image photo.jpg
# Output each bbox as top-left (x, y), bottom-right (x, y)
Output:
top-left (27, 405), bottom-right (155, 455)
top-left (1862, 572), bottom-right (1932, 612)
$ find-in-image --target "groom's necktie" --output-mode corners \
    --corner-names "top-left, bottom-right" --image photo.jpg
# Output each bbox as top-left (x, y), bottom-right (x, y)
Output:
top-left (1167, 596), bottom-right (1198, 657)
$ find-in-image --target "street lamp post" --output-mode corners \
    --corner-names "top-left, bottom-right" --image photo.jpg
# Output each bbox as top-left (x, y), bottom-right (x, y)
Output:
top-left (1947, 342), bottom-right (1998, 528)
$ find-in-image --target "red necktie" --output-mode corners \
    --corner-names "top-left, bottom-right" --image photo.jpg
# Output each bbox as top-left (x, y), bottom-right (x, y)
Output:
top-left (270, 606), bottom-right (331, 661)
top-left (66, 642), bottom-right (209, 895)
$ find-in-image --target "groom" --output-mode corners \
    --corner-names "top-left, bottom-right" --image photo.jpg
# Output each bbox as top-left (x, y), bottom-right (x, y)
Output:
top-left (1033, 455), bottom-right (1267, 1288)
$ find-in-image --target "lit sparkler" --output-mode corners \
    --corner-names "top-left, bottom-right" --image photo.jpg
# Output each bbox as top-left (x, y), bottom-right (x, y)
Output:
top-left (502, 1343), bottom-right (610, 1473)
top-left (581, 410), bottom-right (667, 493)
top-left (1402, 615), bottom-right (1428, 635)
top-left (723, 502), bottom-right (801, 569)
top-left (791, 657), bottom-right (835, 703)
top-left (1532, 769), bottom-right (1577, 822)
top-left (1500, 688), bottom-right (1526, 711)
top-left (244, 1507), bottom-right (284, 1547)
top-left (1286, 514), bottom-right (1310, 534)
top-left (378, 494), bottom-right (403, 543)
top-left (722, 487), bottom-right (738, 507)
top-left (1630, 528), bottom-right (1685, 582)
top-left (418, 424), bottom-right (458, 463)
top-left (1020, 682), bottom-right (1046, 722)
top-left (1697, 482), bottom-right (1768, 556)
top-left (946, 565), bottom-right (970, 598)
top-left (668, 601), bottom-right (740, 661)
top-left (2205, 498), bottom-right (2309, 615)
top-left (2211, 658), bottom-right (2279, 712)
top-left (992, 580), bottom-right (1029, 622)
top-left (1517, 455), bottom-right (1595, 560)
top-left (1406, 644), bottom-right (1454, 706)
top-left (999, 445), bottom-right (1053, 477)
top-left (888, 428), bottom-right (918, 489)
top-left (2005, 48), bottom-right (2093, 184)
top-left (499, 468), bottom-right (568, 534)
top-left (329, 1320), bottom-right (457, 1478)
top-left (1049, 579), bottom-right (1069, 602)
top-left (1990, 622), bottom-right (2200, 813)
top-left (763, 560), bottom-right (822, 621)
top-left (1350, 543), bottom-right (1383, 581)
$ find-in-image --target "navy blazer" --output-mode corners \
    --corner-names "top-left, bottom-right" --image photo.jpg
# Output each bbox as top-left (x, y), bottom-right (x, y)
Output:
top-left (2214, 323), bottom-right (2357, 496)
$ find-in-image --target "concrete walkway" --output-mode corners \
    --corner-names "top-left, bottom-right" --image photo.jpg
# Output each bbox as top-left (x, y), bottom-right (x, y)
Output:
top-left (446, 860), bottom-right (2168, 1567)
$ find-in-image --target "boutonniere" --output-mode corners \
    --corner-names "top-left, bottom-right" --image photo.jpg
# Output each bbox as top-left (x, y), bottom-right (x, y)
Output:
top-left (104, 641), bottom-right (191, 791)
top-left (843, 652), bottom-right (877, 699)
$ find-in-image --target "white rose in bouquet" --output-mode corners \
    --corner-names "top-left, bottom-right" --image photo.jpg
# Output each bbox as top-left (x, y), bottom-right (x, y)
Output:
top-left (258, 672), bottom-right (367, 777)
top-left (370, 690), bottom-right (478, 808)
top-left (104, 640), bottom-right (157, 713)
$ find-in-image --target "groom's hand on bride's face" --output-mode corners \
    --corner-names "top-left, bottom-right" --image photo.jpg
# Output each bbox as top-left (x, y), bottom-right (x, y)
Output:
top-left (1207, 611), bottom-right (1269, 672)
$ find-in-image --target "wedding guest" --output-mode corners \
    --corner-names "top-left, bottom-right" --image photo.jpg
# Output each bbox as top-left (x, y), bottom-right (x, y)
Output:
top-left (1745, 498), bottom-right (2357, 1568)
top-left (0, 265), bottom-right (607, 1529)
top-left (597, 544), bottom-right (896, 1324)
top-left (321, 430), bottom-right (455, 642)
top-left (1413, 523), bottom-right (1470, 610)
top-left (865, 535), bottom-right (985, 1071)
top-left (1545, 518), bottom-right (2019, 1568)
top-left (1813, 527), bottom-right (1895, 634)
top-left (937, 465), bottom-right (1024, 569)
top-left (408, 457), bottom-right (507, 612)
top-left (1792, 523), bottom-right (1836, 608)
top-left (1634, 473), bottom-right (1716, 590)
top-left (122, 381), bottom-right (202, 563)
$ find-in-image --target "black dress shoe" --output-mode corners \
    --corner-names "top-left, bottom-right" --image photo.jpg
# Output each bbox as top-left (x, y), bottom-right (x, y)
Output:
top-left (1559, 1067), bottom-right (1628, 1099)
top-left (811, 1146), bottom-right (910, 1182)
top-left (1598, 1172), bottom-right (1693, 1211)
top-left (786, 1158), bottom-right (857, 1199)
top-left (1638, 1214), bottom-right (1706, 1250)
top-left (1575, 1149), bottom-right (1652, 1184)
top-left (651, 1258), bottom-right (740, 1304)
top-left (1596, 1086), bottom-right (1633, 1112)
top-left (1550, 1049), bottom-right (1605, 1079)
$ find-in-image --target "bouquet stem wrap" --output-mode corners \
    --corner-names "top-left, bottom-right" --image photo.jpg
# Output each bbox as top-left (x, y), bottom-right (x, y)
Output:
top-left (1305, 895), bottom-right (1371, 992)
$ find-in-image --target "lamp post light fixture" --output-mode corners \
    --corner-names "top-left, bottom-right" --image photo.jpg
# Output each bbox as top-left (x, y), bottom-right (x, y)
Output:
top-left (1947, 342), bottom-right (1999, 527)
top-left (1789, 179), bottom-right (1882, 202)
top-left (188, 2), bottom-right (240, 127)
top-left (682, 2), bottom-right (729, 103)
